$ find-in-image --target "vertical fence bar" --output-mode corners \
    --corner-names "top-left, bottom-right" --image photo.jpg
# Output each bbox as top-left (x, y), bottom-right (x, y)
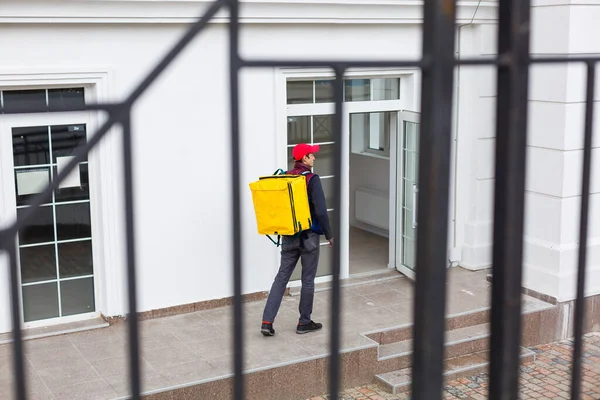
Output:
top-left (410, 0), bottom-right (457, 398)
top-left (570, 61), bottom-right (596, 400)
top-left (121, 111), bottom-right (142, 400)
top-left (228, 0), bottom-right (245, 398)
top-left (488, 0), bottom-right (531, 399)
top-left (328, 67), bottom-right (345, 400)
top-left (3, 240), bottom-right (27, 400)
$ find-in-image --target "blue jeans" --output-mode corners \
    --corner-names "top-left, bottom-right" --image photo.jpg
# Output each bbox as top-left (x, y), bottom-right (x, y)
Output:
top-left (262, 230), bottom-right (320, 325)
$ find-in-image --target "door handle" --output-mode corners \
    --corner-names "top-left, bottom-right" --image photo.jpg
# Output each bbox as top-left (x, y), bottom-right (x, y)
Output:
top-left (412, 183), bottom-right (418, 229)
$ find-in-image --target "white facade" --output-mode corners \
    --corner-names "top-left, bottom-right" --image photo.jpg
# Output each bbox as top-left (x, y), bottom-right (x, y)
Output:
top-left (0, 0), bottom-right (598, 335)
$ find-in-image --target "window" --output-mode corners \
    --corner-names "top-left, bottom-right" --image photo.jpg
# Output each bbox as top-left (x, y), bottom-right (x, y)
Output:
top-left (350, 111), bottom-right (393, 158)
top-left (1, 87), bottom-right (85, 113)
top-left (12, 120), bottom-right (94, 322)
top-left (286, 78), bottom-right (400, 105)
top-left (287, 114), bottom-right (335, 279)
top-left (285, 75), bottom-right (401, 279)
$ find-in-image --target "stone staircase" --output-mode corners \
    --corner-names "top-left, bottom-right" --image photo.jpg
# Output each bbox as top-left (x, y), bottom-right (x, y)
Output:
top-left (365, 307), bottom-right (546, 395)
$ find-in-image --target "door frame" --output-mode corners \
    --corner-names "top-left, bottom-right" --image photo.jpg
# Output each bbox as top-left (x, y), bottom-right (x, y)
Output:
top-left (0, 111), bottom-right (101, 328)
top-left (395, 110), bottom-right (420, 280)
top-left (277, 68), bottom-right (419, 286)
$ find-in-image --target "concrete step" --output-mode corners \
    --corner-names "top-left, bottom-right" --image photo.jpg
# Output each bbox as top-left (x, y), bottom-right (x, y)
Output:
top-left (375, 323), bottom-right (490, 374)
top-left (375, 347), bottom-right (537, 395)
top-left (366, 308), bottom-right (490, 346)
top-left (378, 323), bottom-right (489, 359)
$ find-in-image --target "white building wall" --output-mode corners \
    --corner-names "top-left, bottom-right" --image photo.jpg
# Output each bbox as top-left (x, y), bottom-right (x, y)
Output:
top-left (5, 0), bottom-right (596, 334)
top-left (460, 2), bottom-right (600, 302)
top-left (1, 0), bottom-right (495, 334)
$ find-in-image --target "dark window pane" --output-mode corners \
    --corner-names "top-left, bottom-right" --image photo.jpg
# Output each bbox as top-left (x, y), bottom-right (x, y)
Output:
top-left (17, 206), bottom-right (54, 245)
top-left (51, 124), bottom-right (87, 163)
top-left (19, 245), bottom-right (57, 284)
top-left (59, 240), bottom-right (93, 278)
top-left (324, 210), bottom-right (335, 242)
top-left (3, 90), bottom-right (47, 113)
top-left (372, 78), bottom-right (400, 101)
top-left (13, 126), bottom-right (50, 167)
top-left (345, 79), bottom-right (370, 102)
top-left (15, 167), bottom-right (51, 206)
top-left (56, 202), bottom-right (91, 241)
top-left (60, 277), bottom-right (95, 316)
top-left (54, 164), bottom-right (90, 202)
top-left (315, 80), bottom-right (334, 103)
top-left (313, 115), bottom-right (334, 143)
top-left (287, 116), bottom-right (311, 145)
top-left (320, 177), bottom-right (334, 210)
top-left (313, 144), bottom-right (334, 177)
top-left (48, 88), bottom-right (85, 110)
top-left (287, 147), bottom-right (295, 171)
top-left (22, 282), bottom-right (59, 322)
top-left (286, 81), bottom-right (313, 104)
top-left (316, 243), bottom-right (332, 277)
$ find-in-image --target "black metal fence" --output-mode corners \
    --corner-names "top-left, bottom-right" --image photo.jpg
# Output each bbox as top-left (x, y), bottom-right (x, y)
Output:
top-left (0, 0), bottom-right (597, 399)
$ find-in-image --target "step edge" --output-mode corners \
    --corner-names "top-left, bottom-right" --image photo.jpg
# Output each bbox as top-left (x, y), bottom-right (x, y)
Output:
top-left (365, 301), bottom-right (557, 340)
top-left (369, 307), bottom-right (491, 336)
top-left (376, 347), bottom-right (537, 389)
top-left (377, 333), bottom-right (490, 361)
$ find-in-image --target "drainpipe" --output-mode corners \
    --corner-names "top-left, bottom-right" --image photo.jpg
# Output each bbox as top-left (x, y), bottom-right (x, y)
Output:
top-left (452, 0), bottom-right (482, 264)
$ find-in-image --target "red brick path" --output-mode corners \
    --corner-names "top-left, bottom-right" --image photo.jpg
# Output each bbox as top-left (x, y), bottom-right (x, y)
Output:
top-left (309, 332), bottom-right (600, 400)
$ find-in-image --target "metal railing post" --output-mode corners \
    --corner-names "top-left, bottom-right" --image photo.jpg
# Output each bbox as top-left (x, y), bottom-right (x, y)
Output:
top-left (488, 0), bottom-right (532, 399)
top-left (410, 0), bottom-right (457, 398)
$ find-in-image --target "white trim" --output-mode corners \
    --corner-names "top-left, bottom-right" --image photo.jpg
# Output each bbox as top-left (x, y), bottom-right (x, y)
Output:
top-left (0, 68), bottom-right (126, 326)
top-left (21, 275), bottom-right (95, 287)
top-left (278, 68), bottom-right (418, 281)
top-left (396, 110), bottom-right (420, 279)
top-left (17, 199), bottom-right (91, 210)
top-left (14, 161), bottom-right (89, 171)
top-left (19, 237), bottom-right (93, 248)
top-left (23, 311), bottom-right (99, 330)
top-left (0, 1), bottom-right (499, 25)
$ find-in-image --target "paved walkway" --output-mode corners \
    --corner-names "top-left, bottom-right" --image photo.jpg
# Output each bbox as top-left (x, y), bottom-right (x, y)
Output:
top-left (311, 332), bottom-right (600, 400)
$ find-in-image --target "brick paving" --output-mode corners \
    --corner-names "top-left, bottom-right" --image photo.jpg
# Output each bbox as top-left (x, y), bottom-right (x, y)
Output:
top-left (310, 332), bottom-right (600, 400)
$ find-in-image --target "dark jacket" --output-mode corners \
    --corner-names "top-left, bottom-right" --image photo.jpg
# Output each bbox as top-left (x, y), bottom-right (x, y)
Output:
top-left (287, 162), bottom-right (333, 240)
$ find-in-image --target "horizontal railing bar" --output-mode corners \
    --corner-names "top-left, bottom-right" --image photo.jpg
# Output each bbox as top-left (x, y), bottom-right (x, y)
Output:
top-left (530, 56), bottom-right (600, 64)
top-left (242, 56), bottom-right (600, 69)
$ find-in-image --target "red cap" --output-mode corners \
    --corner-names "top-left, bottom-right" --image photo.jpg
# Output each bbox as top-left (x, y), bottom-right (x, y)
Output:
top-left (292, 143), bottom-right (320, 161)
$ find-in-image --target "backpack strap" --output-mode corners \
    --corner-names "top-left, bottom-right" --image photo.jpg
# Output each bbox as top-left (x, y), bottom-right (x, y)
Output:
top-left (266, 234), bottom-right (281, 247)
top-left (301, 170), bottom-right (315, 184)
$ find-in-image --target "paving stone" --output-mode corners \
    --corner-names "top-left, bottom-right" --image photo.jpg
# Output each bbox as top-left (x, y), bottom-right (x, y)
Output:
top-left (317, 333), bottom-right (600, 400)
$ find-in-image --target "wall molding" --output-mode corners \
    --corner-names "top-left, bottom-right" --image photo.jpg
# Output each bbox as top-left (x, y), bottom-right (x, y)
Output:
top-left (0, 0), bottom-right (499, 25)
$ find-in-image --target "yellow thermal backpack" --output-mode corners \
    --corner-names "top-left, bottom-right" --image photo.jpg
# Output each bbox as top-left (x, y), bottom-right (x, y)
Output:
top-left (249, 169), bottom-right (312, 246)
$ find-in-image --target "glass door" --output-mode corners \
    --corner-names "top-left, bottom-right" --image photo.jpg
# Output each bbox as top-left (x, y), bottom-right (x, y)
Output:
top-left (396, 111), bottom-right (420, 279)
top-left (0, 112), bottom-right (96, 325)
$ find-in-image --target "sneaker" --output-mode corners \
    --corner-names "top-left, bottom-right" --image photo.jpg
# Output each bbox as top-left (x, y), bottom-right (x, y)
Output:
top-left (261, 322), bottom-right (275, 336)
top-left (296, 320), bottom-right (322, 334)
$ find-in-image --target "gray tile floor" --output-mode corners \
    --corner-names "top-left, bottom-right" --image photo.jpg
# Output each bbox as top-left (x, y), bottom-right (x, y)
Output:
top-left (0, 268), bottom-right (553, 400)
top-left (349, 227), bottom-right (389, 275)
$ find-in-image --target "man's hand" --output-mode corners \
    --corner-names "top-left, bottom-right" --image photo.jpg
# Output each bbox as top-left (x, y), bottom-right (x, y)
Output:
top-left (328, 237), bottom-right (334, 247)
